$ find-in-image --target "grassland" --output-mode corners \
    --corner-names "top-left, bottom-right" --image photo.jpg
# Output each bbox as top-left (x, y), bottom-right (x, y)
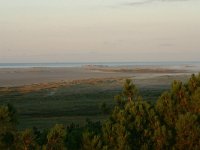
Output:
top-left (0, 75), bottom-right (190, 130)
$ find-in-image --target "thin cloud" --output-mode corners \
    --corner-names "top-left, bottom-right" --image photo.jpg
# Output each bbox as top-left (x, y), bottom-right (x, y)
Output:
top-left (122, 0), bottom-right (154, 6)
top-left (121, 0), bottom-right (191, 7)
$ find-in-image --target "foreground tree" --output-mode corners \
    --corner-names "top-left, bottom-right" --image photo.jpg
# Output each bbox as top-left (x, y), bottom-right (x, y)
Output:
top-left (115, 79), bottom-right (139, 108)
top-left (93, 74), bottom-right (200, 149)
top-left (82, 131), bottom-right (102, 150)
top-left (175, 113), bottom-right (200, 149)
top-left (156, 73), bottom-right (200, 149)
top-left (45, 124), bottom-right (66, 150)
top-left (122, 79), bottom-right (139, 102)
top-left (0, 104), bottom-right (21, 149)
top-left (21, 129), bottom-right (38, 150)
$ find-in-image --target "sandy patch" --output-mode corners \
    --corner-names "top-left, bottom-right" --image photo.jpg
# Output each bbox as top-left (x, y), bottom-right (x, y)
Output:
top-left (0, 66), bottom-right (198, 87)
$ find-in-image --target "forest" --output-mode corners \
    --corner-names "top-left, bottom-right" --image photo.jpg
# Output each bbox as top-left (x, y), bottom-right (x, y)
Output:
top-left (0, 73), bottom-right (200, 150)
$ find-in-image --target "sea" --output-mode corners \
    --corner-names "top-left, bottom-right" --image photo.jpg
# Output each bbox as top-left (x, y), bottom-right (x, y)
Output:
top-left (0, 61), bottom-right (200, 69)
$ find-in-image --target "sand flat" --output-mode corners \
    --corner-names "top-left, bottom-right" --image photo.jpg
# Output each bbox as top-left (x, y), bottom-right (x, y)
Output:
top-left (0, 66), bottom-right (197, 87)
top-left (0, 67), bottom-right (130, 87)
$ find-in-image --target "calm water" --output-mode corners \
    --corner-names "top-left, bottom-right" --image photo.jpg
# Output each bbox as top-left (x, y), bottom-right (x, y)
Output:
top-left (0, 62), bottom-right (200, 68)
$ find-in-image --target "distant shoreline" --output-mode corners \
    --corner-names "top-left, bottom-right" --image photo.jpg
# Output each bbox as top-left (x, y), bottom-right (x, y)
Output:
top-left (0, 61), bottom-right (200, 69)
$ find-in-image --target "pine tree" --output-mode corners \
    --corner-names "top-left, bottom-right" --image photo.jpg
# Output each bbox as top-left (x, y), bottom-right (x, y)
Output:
top-left (122, 79), bottom-right (138, 102)
top-left (0, 104), bottom-right (20, 150)
top-left (82, 131), bottom-right (102, 150)
top-left (175, 113), bottom-right (200, 149)
top-left (21, 129), bottom-right (38, 150)
top-left (45, 124), bottom-right (66, 150)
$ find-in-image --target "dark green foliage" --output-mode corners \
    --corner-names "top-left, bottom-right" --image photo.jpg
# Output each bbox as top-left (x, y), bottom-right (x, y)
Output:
top-left (155, 74), bottom-right (200, 149)
top-left (175, 113), bottom-right (200, 149)
top-left (99, 102), bottom-right (110, 114)
top-left (84, 119), bottom-right (102, 135)
top-left (97, 74), bottom-right (200, 149)
top-left (45, 124), bottom-right (66, 150)
top-left (21, 128), bottom-right (38, 150)
top-left (81, 120), bottom-right (103, 150)
top-left (122, 79), bottom-right (139, 102)
top-left (32, 127), bottom-right (48, 147)
top-left (82, 131), bottom-right (102, 150)
top-left (0, 104), bottom-right (20, 149)
top-left (114, 79), bottom-right (140, 109)
top-left (102, 99), bottom-right (171, 149)
top-left (65, 123), bottom-right (82, 150)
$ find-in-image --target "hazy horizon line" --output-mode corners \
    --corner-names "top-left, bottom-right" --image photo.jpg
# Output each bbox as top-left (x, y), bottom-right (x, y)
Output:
top-left (0, 61), bottom-right (200, 64)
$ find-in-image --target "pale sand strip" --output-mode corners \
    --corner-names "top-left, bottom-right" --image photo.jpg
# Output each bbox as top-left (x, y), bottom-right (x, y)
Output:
top-left (0, 66), bottom-right (197, 87)
top-left (0, 67), bottom-right (130, 87)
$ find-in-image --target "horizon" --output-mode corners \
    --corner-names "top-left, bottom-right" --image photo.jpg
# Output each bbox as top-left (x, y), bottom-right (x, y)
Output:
top-left (1, 61), bottom-right (200, 64)
top-left (1, 60), bottom-right (200, 63)
top-left (1, 60), bottom-right (200, 65)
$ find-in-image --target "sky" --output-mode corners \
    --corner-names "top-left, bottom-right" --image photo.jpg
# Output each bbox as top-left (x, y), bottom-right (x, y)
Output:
top-left (0, 0), bottom-right (200, 63)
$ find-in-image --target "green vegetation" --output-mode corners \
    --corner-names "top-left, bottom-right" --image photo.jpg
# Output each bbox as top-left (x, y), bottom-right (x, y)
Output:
top-left (0, 79), bottom-right (167, 129)
top-left (0, 74), bottom-right (200, 149)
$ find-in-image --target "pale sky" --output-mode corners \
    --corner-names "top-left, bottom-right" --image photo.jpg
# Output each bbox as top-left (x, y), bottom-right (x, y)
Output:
top-left (0, 0), bottom-right (200, 62)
